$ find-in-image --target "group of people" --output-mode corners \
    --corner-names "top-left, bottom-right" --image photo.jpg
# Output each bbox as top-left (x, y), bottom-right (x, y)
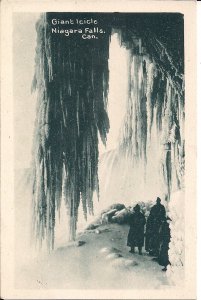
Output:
top-left (127, 197), bottom-right (171, 271)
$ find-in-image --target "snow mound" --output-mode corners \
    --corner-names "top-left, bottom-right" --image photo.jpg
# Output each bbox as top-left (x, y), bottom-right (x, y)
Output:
top-left (106, 253), bottom-right (123, 260)
top-left (101, 204), bottom-right (126, 214)
top-left (167, 189), bottom-right (184, 285)
top-left (85, 201), bottom-right (159, 229)
top-left (124, 258), bottom-right (138, 267)
top-left (111, 257), bottom-right (138, 268)
top-left (100, 246), bottom-right (138, 269)
top-left (100, 247), bottom-right (121, 254)
top-left (112, 208), bottom-right (131, 224)
top-left (101, 209), bottom-right (118, 224)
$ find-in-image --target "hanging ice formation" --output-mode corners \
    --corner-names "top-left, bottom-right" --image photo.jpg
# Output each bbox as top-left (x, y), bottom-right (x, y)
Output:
top-left (32, 12), bottom-right (184, 250)
top-left (117, 25), bottom-right (185, 201)
top-left (99, 20), bottom-right (184, 205)
top-left (31, 13), bottom-right (110, 249)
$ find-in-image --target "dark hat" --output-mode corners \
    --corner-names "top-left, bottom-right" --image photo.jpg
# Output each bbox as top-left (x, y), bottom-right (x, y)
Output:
top-left (134, 204), bottom-right (140, 212)
top-left (156, 197), bottom-right (161, 203)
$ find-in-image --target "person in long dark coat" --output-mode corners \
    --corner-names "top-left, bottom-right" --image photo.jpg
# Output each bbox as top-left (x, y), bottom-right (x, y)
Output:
top-left (158, 217), bottom-right (171, 271)
top-left (145, 209), bottom-right (155, 253)
top-left (127, 204), bottom-right (146, 255)
top-left (147, 197), bottom-right (166, 256)
top-left (150, 197), bottom-right (166, 221)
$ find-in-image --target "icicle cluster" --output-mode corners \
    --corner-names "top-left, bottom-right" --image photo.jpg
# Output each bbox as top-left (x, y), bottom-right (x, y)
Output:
top-left (32, 13), bottom-right (110, 249)
top-left (98, 26), bottom-right (184, 211)
top-left (119, 33), bottom-right (184, 199)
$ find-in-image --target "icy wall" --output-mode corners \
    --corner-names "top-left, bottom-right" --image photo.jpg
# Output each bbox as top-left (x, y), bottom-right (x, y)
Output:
top-left (167, 190), bottom-right (185, 285)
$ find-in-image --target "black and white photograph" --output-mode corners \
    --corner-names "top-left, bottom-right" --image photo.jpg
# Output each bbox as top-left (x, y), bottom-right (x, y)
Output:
top-left (0, 1), bottom-right (197, 299)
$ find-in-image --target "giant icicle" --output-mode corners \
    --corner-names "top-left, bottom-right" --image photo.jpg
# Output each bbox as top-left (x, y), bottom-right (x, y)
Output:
top-left (32, 13), bottom-right (110, 249)
top-left (118, 28), bottom-right (184, 199)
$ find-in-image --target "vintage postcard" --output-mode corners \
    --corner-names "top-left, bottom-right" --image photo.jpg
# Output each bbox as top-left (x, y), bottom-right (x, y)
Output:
top-left (1, 0), bottom-right (197, 299)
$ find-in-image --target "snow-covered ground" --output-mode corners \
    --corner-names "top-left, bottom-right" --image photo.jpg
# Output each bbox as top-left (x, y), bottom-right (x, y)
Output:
top-left (15, 222), bottom-right (170, 289)
top-left (15, 168), bottom-right (184, 290)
